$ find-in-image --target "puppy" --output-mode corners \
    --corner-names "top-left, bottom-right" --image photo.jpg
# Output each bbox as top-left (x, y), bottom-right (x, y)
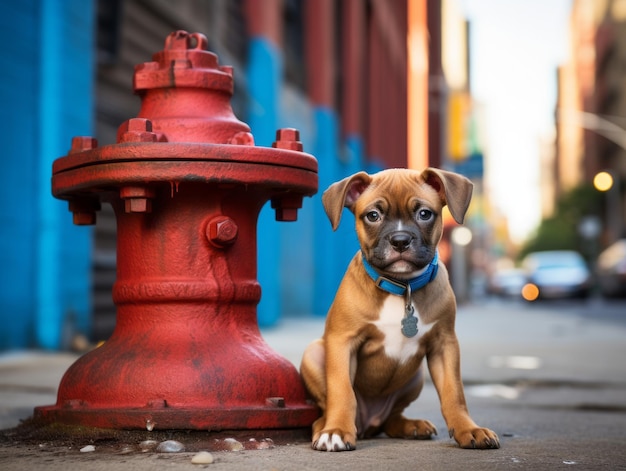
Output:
top-left (300, 168), bottom-right (500, 451)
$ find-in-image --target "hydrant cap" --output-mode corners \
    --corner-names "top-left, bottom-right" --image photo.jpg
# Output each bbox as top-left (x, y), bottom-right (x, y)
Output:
top-left (134, 30), bottom-right (233, 95)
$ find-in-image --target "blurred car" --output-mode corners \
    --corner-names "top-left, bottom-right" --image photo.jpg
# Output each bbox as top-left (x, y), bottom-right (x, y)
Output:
top-left (487, 268), bottom-right (526, 298)
top-left (596, 239), bottom-right (626, 298)
top-left (521, 250), bottom-right (591, 300)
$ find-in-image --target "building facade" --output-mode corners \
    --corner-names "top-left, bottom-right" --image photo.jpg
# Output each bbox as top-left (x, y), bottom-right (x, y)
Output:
top-left (557, 0), bottom-right (626, 245)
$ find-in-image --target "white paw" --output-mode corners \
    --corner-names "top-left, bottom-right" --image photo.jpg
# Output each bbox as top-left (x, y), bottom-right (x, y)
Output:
top-left (312, 432), bottom-right (354, 452)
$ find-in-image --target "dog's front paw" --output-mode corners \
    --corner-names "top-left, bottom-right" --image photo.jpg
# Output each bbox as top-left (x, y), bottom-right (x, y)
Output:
top-left (450, 426), bottom-right (500, 449)
top-left (312, 429), bottom-right (356, 452)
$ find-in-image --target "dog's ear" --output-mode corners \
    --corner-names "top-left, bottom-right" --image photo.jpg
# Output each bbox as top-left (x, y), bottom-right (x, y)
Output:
top-left (322, 172), bottom-right (372, 230)
top-left (421, 168), bottom-right (473, 224)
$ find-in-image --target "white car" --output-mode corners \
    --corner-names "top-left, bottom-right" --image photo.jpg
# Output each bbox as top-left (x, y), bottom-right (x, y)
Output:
top-left (521, 250), bottom-right (591, 300)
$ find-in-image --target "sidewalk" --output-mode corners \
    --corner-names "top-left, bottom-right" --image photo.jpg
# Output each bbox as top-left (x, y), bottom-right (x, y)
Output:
top-left (1, 303), bottom-right (626, 470)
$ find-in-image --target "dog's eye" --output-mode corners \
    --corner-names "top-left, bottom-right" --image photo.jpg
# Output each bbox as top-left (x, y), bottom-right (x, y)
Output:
top-left (365, 210), bottom-right (381, 223)
top-left (418, 209), bottom-right (433, 221)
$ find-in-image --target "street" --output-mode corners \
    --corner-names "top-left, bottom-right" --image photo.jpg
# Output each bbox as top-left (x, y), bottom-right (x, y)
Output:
top-left (1, 296), bottom-right (626, 470)
top-left (453, 296), bottom-right (626, 386)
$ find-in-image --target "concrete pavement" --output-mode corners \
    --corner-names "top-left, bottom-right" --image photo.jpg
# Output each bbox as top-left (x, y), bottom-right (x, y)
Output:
top-left (1, 300), bottom-right (626, 470)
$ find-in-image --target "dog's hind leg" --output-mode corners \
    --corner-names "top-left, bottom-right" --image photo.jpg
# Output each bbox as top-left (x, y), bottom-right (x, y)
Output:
top-left (300, 339), bottom-right (327, 408)
top-left (300, 340), bottom-right (329, 438)
top-left (381, 367), bottom-right (438, 440)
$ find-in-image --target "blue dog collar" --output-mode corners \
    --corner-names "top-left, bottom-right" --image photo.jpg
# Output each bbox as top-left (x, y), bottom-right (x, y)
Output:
top-left (361, 251), bottom-right (439, 296)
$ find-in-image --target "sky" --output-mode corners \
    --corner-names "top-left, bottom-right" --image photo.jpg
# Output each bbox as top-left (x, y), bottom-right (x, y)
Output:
top-left (458, 0), bottom-right (572, 242)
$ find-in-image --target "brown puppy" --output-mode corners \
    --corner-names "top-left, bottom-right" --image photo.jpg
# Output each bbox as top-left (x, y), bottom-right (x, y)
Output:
top-left (300, 168), bottom-right (500, 452)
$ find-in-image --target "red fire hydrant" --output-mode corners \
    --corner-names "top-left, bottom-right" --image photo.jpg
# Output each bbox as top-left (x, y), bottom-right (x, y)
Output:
top-left (34, 31), bottom-right (319, 431)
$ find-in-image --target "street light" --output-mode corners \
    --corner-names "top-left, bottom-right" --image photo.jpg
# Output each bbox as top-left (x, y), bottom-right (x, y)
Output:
top-left (593, 171), bottom-right (614, 192)
top-left (558, 109), bottom-right (626, 150)
top-left (593, 170), bottom-right (622, 242)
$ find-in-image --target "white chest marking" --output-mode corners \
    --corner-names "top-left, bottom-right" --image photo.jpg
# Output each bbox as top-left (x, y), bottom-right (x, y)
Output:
top-left (372, 295), bottom-right (436, 364)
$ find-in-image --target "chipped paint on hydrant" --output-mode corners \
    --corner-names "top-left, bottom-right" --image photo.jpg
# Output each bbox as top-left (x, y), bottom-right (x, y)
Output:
top-left (34, 31), bottom-right (319, 430)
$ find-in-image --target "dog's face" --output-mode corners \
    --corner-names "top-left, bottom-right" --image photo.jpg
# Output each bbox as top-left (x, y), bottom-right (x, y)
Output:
top-left (322, 168), bottom-right (473, 279)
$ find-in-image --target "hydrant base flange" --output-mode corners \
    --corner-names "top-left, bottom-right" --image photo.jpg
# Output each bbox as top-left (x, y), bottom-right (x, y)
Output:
top-left (34, 405), bottom-right (319, 431)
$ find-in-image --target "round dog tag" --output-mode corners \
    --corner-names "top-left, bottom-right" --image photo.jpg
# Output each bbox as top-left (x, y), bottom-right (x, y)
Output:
top-left (401, 315), bottom-right (418, 338)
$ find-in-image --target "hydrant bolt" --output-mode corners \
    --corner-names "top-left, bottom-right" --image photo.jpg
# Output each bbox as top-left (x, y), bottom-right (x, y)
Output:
top-left (271, 194), bottom-right (304, 222)
top-left (70, 136), bottom-right (98, 154)
top-left (120, 186), bottom-right (155, 213)
top-left (228, 131), bottom-right (255, 146)
top-left (118, 118), bottom-right (158, 143)
top-left (273, 128), bottom-right (303, 152)
top-left (266, 397), bottom-right (286, 408)
top-left (207, 216), bottom-right (238, 247)
top-left (69, 198), bottom-right (101, 226)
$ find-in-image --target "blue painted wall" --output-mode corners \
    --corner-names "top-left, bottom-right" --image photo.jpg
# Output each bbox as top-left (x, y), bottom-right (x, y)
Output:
top-left (245, 37), bottom-right (283, 326)
top-left (246, 37), bottom-right (367, 323)
top-left (312, 108), bottom-right (344, 316)
top-left (312, 127), bottom-right (369, 317)
top-left (0, 0), bottom-right (94, 349)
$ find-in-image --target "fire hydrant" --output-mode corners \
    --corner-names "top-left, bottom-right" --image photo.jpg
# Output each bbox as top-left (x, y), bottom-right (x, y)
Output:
top-left (34, 31), bottom-right (319, 431)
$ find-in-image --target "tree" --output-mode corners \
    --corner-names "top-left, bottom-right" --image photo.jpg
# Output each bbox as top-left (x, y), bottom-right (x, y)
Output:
top-left (518, 184), bottom-right (602, 262)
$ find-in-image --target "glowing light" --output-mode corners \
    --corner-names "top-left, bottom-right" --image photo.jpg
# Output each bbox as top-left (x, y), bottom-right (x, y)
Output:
top-left (521, 283), bottom-right (539, 301)
top-left (451, 226), bottom-right (473, 246)
top-left (593, 172), bottom-right (614, 192)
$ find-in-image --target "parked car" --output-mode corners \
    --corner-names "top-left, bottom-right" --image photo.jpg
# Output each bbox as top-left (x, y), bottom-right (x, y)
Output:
top-left (596, 239), bottom-right (626, 298)
top-left (521, 250), bottom-right (591, 300)
top-left (487, 268), bottom-right (526, 298)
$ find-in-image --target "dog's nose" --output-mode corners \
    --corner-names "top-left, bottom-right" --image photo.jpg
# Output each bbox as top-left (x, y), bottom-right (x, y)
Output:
top-left (389, 232), bottom-right (413, 252)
